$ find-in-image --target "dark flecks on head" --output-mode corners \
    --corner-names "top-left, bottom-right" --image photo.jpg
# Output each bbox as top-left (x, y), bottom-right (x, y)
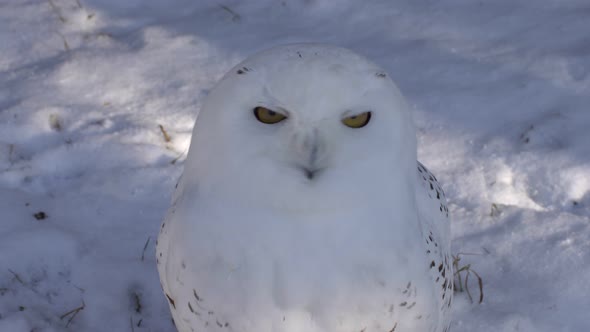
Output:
top-left (376, 72), bottom-right (387, 78)
top-left (237, 67), bottom-right (251, 75)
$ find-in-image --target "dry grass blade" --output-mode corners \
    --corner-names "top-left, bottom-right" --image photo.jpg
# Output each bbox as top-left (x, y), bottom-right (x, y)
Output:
top-left (49, 114), bottom-right (62, 131)
top-left (56, 32), bottom-right (70, 52)
top-left (60, 301), bottom-right (85, 327)
top-left (170, 149), bottom-right (188, 165)
top-left (465, 271), bottom-right (473, 303)
top-left (219, 4), bottom-right (241, 22)
top-left (132, 291), bottom-right (142, 313)
top-left (471, 269), bottom-right (484, 303)
top-left (452, 256), bottom-right (466, 291)
top-left (47, 0), bottom-right (66, 22)
top-left (141, 237), bottom-right (150, 261)
top-left (452, 254), bottom-right (484, 304)
top-left (490, 203), bottom-right (500, 216)
top-left (7, 269), bottom-right (25, 285)
top-left (159, 124), bottom-right (171, 143)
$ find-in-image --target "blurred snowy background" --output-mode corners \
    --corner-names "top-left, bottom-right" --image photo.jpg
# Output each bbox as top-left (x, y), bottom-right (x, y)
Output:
top-left (1, 1), bottom-right (589, 331)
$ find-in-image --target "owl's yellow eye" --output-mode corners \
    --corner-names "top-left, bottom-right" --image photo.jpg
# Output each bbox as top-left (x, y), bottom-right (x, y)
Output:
top-left (342, 111), bottom-right (372, 128)
top-left (253, 107), bottom-right (287, 124)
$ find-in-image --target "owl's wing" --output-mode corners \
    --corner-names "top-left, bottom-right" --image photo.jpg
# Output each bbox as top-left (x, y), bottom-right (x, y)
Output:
top-left (155, 175), bottom-right (194, 332)
top-left (415, 161), bottom-right (453, 332)
top-left (416, 161), bottom-right (450, 243)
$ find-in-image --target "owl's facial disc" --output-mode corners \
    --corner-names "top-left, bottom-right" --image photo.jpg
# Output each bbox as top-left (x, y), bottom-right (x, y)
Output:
top-left (186, 44), bottom-right (419, 210)
top-left (253, 106), bottom-right (329, 181)
top-left (252, 105), bottom-right (377, 181)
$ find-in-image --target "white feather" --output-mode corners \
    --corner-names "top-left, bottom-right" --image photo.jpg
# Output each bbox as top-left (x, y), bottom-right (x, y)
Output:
top-left (157, 43), bottom-right (452, 332)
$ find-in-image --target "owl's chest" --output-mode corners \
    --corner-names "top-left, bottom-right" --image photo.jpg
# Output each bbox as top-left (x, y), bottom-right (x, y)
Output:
top-left (179, 206), bottom-right (426, 267)
top-left (177, 207), bottom-right (430, 294)
top-left (162, 205), bottom-right (440, 332)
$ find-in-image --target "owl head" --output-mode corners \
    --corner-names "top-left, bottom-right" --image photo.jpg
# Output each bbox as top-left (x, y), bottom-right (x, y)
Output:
top-left (182, 44), bottom-right (417, 213)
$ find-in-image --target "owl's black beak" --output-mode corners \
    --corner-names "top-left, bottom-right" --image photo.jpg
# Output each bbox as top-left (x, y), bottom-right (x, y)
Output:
top-left (292, 128), bottom-right (325, 181)
top-left (301, 167), bottom-right (319, 180)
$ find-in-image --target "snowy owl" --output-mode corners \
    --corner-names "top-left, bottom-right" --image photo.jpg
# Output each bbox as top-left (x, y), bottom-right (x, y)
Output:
top-left (156, 44), bottom-right (452, 332)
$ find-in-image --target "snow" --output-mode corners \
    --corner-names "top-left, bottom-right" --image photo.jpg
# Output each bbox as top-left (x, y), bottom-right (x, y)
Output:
top-left (0, 0), bottom-right (589, 331)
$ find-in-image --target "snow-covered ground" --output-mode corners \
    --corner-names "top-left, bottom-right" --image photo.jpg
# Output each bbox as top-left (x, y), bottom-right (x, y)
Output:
top-left (1, 1), bottom-right (589, 331)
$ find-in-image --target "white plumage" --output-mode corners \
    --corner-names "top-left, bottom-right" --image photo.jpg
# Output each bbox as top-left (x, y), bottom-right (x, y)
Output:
top-left (156, 44), bottom-right (452, 332)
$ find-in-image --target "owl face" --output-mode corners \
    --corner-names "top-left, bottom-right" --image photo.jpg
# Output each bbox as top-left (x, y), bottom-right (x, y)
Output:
top-left (186, 44), bottom-right (417, 212)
